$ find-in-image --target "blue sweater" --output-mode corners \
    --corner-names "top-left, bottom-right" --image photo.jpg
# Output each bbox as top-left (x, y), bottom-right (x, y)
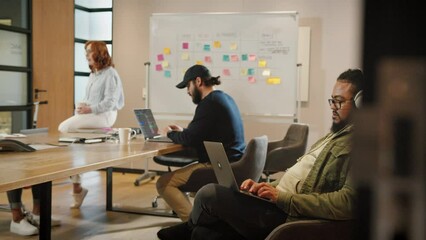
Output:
top-left (167, 90), bottom-right (246, 163)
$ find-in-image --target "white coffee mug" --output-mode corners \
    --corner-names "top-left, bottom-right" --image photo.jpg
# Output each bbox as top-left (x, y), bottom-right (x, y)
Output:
top-left (118, 128), bottom-right (136, 144)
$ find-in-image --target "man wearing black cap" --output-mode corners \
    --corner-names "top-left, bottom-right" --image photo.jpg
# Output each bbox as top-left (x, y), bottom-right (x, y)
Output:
top-left (156, 64), bottom-right (246, 222)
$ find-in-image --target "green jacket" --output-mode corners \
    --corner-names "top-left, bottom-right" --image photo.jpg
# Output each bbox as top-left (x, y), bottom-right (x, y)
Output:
top-left (271, 125), bottom-right (356, 223)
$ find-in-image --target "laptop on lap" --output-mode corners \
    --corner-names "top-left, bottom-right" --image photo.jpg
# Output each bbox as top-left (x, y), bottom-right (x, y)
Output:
top-left (133, 108), bottom-right (173, 143)
top-left (203, 141), bottom-right (273, 203)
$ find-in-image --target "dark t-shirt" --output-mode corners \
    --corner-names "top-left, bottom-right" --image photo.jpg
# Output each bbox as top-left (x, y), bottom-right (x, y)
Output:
top-left (167, 90), bottom-right (246, 163)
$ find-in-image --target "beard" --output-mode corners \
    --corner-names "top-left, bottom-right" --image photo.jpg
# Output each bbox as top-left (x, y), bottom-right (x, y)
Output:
top-left (330, 110), bottom-right (351, 133)
top-left (191, 87), bottom-right (202, 104)
top-left (331, 120), bottom-right (349, 133)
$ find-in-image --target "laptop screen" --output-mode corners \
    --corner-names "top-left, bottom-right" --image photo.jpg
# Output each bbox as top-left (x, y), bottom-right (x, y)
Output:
top-left (204, 141), bottom-right (240, 192)
top-left (133, 109), bottom-right (160, 139)
top-left (204, 140), bottom-right (274, 203)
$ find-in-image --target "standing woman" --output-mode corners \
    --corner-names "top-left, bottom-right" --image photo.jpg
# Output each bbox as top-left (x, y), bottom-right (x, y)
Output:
top-left (58, 41), bottom-right (124, 208)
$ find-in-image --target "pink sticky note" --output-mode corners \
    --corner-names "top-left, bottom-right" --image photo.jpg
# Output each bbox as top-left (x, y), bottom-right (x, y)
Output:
top-left (157, 54), bottom-right (164, 61)
top-left (223, 69), bottom-right (231, 76)
top-left (231, 55), bottom-right (239, 62)
top-left (155, 64), bottom-right (163, 71)
top-left (249, 54), bottom-right (256, 61)
top-left (204, 56), bottom-right (212, 63)
top-left (248, 76), bottom-right (256, 83)
top-left (182, 42), bottom-right (189, 49)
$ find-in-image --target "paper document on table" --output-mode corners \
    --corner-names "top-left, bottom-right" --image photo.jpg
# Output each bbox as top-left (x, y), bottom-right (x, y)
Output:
top-left (0, 133), bottom-right (27, 138)
top-left (29, 144), bottom-right (60, 151)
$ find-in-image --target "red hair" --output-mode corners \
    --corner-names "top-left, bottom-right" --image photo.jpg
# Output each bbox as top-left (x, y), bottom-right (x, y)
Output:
top-left (85, 41), bottom-right (114, 72)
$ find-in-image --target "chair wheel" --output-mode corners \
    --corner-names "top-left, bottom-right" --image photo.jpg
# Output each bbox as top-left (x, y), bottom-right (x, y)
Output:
top-left (152, 201), bottom-right (158, 208)
top-left (134, 181), bottom-right (140, 186)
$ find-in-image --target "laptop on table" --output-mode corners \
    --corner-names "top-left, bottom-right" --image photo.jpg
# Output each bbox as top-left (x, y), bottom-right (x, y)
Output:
top-left (133, 108), bottom-right (173, 143)
top-left (203, 141), bottom-right (273, 203)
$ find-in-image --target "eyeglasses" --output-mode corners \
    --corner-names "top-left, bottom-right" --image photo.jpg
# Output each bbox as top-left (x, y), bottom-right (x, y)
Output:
top-left (328, 98), bottom-right (353, 110)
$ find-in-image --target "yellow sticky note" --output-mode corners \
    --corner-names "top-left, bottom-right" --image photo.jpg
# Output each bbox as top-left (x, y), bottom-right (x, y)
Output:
top-left (181, 53), bottom-right (190, 60)
top-left (258, 60), bottom-right (267, 68)
top-left (162, 61), bottom-right (169, 68)
top-left (196, 60), bottom-right (203, 65)
top-left (230, 43), bottom-right (238, 50)
top-left (240, 68), bottom-right (248, 76)
top-left (164, 48), bottom-right (171, 55)
top-left (213, 41), bottom-right (222, 48)
top-left (267, 77), bottom-right (281, 85)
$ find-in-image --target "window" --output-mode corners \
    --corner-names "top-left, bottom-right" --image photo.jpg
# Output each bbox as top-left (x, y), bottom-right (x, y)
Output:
top-left (74, 0), bottom-right (113, 106)
top-left (0, 0), bottom-right (31, 134)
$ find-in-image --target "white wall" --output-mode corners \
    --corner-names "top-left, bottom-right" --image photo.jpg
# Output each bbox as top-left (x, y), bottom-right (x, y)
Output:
top-left (112, 0), bottom-right (363, 148)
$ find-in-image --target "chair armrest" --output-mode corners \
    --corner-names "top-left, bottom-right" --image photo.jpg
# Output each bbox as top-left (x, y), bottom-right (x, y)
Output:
top-left (267, 139), bottom-right (286, 151)
top-left (264, 144), bottom-right (305, 172)
top-left (265, 220), bottom-right (354, 240)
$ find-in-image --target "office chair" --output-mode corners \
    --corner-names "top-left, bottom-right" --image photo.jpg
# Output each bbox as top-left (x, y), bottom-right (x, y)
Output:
top-left (134, 147), bottom-right (198, 186)
top-left (263, 123), bottom-right (309, 182)
top-left (151, 149), bottom-right (199, 208)
top-left (152, 135), bottom-right (268, 210)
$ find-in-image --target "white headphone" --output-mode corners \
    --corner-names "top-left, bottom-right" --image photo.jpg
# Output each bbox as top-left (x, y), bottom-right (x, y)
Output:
top-left (353, 90), bottom-right (363, 109)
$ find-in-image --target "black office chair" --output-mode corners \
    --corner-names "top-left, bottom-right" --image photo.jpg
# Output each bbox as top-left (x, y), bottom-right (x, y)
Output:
top-left (263, 123), bottom-right (309, 182)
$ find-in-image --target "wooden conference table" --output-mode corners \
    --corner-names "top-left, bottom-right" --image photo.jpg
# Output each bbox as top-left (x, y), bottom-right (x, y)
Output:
top-left (0, 132), bottom-right (182, 239)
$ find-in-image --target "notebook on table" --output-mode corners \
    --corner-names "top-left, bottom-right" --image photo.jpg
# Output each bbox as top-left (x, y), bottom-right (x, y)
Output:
top-left (133, 108), bottom-right (173, 143)
top-left (58, 133), bottom-right (110, 144)
top-left (204, 141), bottom-right (273, 203)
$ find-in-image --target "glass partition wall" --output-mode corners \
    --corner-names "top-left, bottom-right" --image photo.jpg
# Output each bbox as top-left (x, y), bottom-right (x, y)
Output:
top-left (0, 0), bottom-right (31, 134)
top-left (74, 0), bottom-right (113, 106)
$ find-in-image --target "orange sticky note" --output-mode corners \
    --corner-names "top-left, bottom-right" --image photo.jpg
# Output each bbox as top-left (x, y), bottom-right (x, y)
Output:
top-left (164, 48), bottom-right (171, 55)
top-left (213, 41), bottom-right (221, 48)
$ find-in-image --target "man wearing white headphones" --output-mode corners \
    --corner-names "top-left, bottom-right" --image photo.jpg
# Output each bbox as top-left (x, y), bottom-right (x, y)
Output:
top-left (328, 69), bottom-right (363, 133)
top-left (158, 68), bottom-right (365, 240)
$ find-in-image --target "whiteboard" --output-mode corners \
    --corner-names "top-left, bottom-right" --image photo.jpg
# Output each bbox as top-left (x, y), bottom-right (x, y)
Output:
top-left (148, 12), bottom-right (299, 116)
